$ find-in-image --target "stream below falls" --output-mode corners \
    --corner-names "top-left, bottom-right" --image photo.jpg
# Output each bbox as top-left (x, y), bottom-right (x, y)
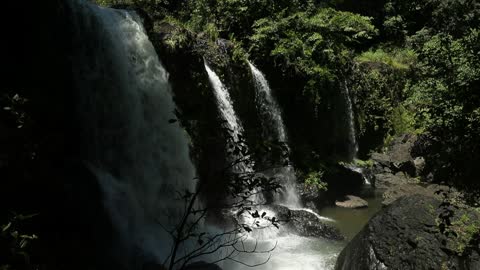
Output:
top-left (218, 187), bottom-right (383, 270)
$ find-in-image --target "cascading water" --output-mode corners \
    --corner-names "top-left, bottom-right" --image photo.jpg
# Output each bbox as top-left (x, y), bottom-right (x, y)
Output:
top-left (342, 81), bottom-right (371, 184)
top-left (248, 61), bottom-right (287, 143)
top-left (248, 61), bottom-right (300, 208)
top-left (214, 62), bottom-right (344, 270)
top-left (343, 81), bottom-right (359, 161)
top-left (70, 1), bottom-right (196, 268)
top-left (204, 62), bottom-right (244, 143)
top-left (204, 62), bottom-right (256, 176)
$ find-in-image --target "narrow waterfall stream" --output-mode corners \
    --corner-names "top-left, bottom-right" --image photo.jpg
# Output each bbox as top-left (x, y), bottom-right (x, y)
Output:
top-left (70, 1), bottom-right (196, 268)
top-left (343, 81), bottom-right (358, 161)
top-left (248, 61), bottom-right (287, 143)
top-left (248, 60), bottom-right (299, 209)
top-left (248, 61), bottom-right (300, 208)
top-left (204, 62), bottom-right (244, 142)
top-left (342, 81), bottom-right (370, 185)
top-left (204, 62), bottom-right (255, 176)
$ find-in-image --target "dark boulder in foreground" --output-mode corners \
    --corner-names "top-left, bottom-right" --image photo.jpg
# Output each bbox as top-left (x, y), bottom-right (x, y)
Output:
top-left (335, 195), bottom-right (480, 270)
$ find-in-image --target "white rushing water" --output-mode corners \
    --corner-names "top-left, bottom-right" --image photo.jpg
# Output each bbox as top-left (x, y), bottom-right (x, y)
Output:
top-left (70, 1), bottom-right (196, 268)
top-left (205, 62), bottom-right (244, 141)
top-left (248, 61), bottom-right (287, 142)
top-left (219, 235), bottom-right (343, 270)
top-left (204, 62), bottom-right (252, 173)
top-left (248, 61), bottom-right (301, 208)
top-left (212, 62), bottom-right (342, 270)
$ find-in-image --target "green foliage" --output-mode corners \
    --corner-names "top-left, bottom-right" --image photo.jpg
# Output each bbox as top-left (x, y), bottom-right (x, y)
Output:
top-left (352, 56), bottom-right (409, 141)
top-left (356, 48), bottom-right (416, 70)
top-left (389, 105), bottom-right (418, 135)
top-left (448, 214), bottom-right (480, 254)
top-left (304, 170), bottom-right (328, 191)
top-left (407, 30), bottom-right (480, 184)
top-left (249, 9), bottom-right (377, 104)
top-left (353, 159), bottom-right (374, 168)
top-left (158, 17), bottom-right (193, 50)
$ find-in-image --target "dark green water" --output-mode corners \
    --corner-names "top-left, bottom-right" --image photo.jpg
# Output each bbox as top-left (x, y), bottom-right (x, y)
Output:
top-left (319, 188), bottom-right (384, 240)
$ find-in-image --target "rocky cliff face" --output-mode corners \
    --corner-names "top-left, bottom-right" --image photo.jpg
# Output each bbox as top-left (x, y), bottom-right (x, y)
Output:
top-left (335, 195), bottom-right (480, 270)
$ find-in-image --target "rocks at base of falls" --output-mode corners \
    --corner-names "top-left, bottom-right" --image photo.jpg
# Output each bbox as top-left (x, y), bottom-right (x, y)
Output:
top-left (297, 183), bottom-right (329, 211)
top-left (335, 195), bottom-right (480, 270)
top-left (299, 163), bottom-right (366, 210)
top-left (370, 134), bottom-right (425, 179)
top-left (335, 195), bottom-right (368, 209)
top-left (382, 183), bottom-right (466, 207)
top-left (365, 134), bottom-right (450, 206)
top-left (267, 205), bottom-right (344, 241)
top-left (382, 183), bottom-right (440, 206)
top-left (328, 164), bottom-right (365, 195)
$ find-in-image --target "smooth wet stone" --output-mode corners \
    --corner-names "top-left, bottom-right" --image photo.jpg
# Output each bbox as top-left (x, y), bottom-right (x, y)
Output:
top-left (335, 195), bottom-right (368, 209)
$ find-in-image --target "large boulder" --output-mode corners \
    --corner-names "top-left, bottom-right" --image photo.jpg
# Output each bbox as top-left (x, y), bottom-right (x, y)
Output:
top-left (387, 134), bottom-right (417, 163)
top-left (335, 195), bottom-right (480, 270)
top-left (370, 134), bottom-right (422, 177)
top-left (298, 183), bottom-right (329, 211)
top-left (382, 184), bottom-right (438, 206)
top-left (374, 172), bottom-right (416, 189)
top-left (382, 183), bottom-right (466, 207)
top-left (325, 164), bottom-right (365, 196)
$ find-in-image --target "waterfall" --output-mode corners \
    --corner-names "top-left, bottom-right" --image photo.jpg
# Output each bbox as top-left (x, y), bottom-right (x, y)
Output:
top-left (204, 62), bottom-right (244, 142)
top-left (248, 61), bottom-right (287, 143)
top-left (248, 61), bottom-right (300, 208)
top-left (342, 81), bottom-right (371, 184)
top-left (343, 80), bottom-right (358, 161)
top-left (70, 1), bottom-right (196, 268)
top-left (204, 62), bottom-right (256, 175)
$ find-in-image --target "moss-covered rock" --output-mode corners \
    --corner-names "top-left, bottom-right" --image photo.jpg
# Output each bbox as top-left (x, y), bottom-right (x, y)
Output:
top-left (335, 195), bottom-right (480, 270)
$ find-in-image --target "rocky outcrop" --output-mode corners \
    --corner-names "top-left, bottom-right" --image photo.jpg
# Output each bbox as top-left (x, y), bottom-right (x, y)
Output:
top-left (336, 195), bottom-right (368, 209)
top-left (324, 163), bottom-right (366, 197)
top-left (374, 172), bottom-right (417, 190)
top-left (382, 184), bottom-right (441, 206)
top-left (366, 134), bottom-right (441, 207)
top-left (298, 163), bottom-right (366, 209)
top-left (266, 205), bottom-right (344, 240)
top-left (335, 195), bottom-right (480, 270)
top-left (298, 183), bottom-right (328, 211)
top-left (370, 134), bottom-right (424, 178)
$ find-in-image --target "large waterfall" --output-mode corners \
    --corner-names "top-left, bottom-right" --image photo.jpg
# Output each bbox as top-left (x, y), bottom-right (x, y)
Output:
top-left (248, 61), bottom-right (300, 208)
top-left (70, 1), bottom-right (196, 268)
